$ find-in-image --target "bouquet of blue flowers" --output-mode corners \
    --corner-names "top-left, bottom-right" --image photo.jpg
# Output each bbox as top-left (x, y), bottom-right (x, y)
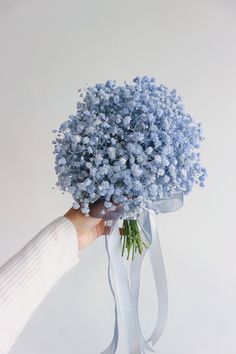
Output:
top-left (53, 76), bottom-right (206, 259)
top-left (53, 76), bottom-right (206, 353)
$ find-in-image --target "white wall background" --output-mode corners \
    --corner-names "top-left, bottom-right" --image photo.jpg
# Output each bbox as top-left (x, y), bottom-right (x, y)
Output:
top-left (0, 0), bottom-right (235, 353)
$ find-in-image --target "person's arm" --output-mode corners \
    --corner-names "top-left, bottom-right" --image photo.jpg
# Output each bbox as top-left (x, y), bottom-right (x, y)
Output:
top-left (0, 209), bottom-right (104, 354)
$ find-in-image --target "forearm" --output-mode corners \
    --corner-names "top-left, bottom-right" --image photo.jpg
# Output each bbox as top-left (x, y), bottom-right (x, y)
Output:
top-left (0, 216), bottom-right (79, 354)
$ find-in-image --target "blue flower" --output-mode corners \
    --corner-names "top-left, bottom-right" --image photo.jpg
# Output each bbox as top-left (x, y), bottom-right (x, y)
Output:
top-left (53, 76), bottom-right (206, 218)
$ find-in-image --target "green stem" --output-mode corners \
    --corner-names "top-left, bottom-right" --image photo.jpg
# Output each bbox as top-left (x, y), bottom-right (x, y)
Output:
top-left (121, 219), bottom-right (150, 260)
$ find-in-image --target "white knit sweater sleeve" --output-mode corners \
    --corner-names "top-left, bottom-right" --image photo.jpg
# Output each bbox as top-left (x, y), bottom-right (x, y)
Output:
top-left (0, 216), bottom-right (79, 354)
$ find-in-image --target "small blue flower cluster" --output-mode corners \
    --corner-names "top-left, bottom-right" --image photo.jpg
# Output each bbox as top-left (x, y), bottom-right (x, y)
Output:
top-left (53, 77), bottom-right (206, 218)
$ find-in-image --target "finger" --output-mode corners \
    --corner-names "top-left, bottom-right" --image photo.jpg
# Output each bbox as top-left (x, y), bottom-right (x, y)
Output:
top-left (104, 225), bottom-right (111, 235)
top-left (96, 219), bottom-right (106, 237)
top-left (97, 225), bottom-right (123, 237)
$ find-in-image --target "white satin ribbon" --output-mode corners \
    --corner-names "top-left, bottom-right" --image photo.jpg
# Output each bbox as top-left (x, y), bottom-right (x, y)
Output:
top-left (101, 192), bottom-right (183, 354)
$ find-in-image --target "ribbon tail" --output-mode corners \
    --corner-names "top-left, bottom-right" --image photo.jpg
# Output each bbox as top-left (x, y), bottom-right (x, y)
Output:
top-left (100, 236), bottom-right (119, 354)
top-left (143, 211), bottom-right (168, 346)
top-left (103, 222), bottom-right (143, 354)
top-left (129, 210), bottom-right (157, 352)
top-left (130, 247), bottom-right (155, 353)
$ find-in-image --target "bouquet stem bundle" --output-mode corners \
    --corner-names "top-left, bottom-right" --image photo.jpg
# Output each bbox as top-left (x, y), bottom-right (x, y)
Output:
top-left (121, 220), bottom-right (149, 260)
